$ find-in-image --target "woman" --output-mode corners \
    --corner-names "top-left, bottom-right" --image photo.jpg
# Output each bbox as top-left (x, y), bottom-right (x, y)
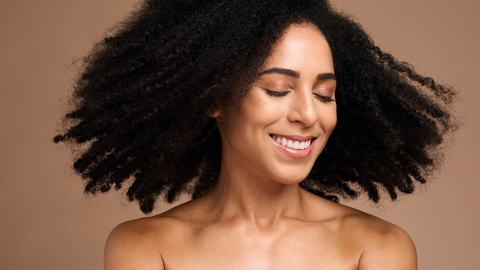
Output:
top-left (54, 0), bottom-right (458, 269)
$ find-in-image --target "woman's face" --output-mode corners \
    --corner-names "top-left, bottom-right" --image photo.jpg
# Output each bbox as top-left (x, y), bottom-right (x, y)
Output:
top-left (217, 23), bottom-right (337, 184)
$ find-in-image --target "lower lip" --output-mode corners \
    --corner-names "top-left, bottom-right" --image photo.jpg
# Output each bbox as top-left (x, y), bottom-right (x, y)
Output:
top-left (271, 136), bottom-right (314, 158)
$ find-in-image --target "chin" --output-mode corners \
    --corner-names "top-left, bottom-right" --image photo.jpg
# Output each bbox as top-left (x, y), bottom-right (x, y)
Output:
top-left (270, 169), bottom-right (311, 186)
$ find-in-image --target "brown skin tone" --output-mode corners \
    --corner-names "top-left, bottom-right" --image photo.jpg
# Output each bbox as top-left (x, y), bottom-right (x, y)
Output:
top-left (104, 23), bottom-right (417, 270)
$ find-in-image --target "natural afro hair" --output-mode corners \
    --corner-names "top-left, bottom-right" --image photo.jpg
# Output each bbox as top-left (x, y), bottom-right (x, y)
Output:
top-left (54, 0), bottom-right (459, 213)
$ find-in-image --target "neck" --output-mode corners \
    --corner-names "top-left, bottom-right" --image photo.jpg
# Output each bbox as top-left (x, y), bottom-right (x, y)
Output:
top-left (206, 158), bottom-right (306, 229)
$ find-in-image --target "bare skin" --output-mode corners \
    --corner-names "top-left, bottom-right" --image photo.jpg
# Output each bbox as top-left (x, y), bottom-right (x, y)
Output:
top-left (105, 23), bottom-right (417, 270)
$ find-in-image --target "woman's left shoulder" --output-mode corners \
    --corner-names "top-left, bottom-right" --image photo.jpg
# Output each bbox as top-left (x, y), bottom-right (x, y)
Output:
top-left (304, 193), bottom-right (417, 269)
top-left (336, 204), bottom-right (418, 270)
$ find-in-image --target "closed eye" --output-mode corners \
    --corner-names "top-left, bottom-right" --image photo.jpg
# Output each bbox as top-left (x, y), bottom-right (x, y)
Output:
top-left (265, 89), bottom-right (288, 97)
top-left (266, 89), bottom-right (334, 101)
top-left (314, 93), bottom-right (335, 102)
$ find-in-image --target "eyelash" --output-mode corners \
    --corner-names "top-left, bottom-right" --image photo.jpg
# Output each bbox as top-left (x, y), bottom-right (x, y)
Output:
top-left (265, 89), bottom-right (335, 102)
top-left (265, 89), bottom-right (288, 97)
top-left (314, 94), bottom-right (335, 102)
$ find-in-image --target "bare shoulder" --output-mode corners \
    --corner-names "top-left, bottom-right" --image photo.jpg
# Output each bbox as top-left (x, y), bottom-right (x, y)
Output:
top-left (335, 203), bottom-right (417, 270)
top-left (105, 217), bottom-right (169, 270)
top-left (304, 193), bottom-right (416, 269)
top-left (104, 204), bottom-right (195, 270)
top-left (356, 215), bottom-right (417, 270)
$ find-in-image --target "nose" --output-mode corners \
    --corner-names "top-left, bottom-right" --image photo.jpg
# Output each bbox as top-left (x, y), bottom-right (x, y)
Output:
top-left (286, 89), bottom-right (319, 127)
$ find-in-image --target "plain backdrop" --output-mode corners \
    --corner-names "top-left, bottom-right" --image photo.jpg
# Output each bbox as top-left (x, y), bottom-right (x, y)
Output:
top-left (1, 0), bottom-right (479, 269)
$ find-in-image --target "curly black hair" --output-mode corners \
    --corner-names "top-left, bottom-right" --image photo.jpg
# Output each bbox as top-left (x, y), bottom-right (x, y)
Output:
top-left (54, 0), bottom-right (459, 214)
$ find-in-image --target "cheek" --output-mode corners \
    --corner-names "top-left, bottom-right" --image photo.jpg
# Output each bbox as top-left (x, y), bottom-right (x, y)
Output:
top-left (259, 101), bottom-right (284, 123)
top-left (222, 100), bottom-right (273, 140)
top-left (241, 95), bottom-right (283, 126)
top-left (319, 106), bottom-right (337, 134)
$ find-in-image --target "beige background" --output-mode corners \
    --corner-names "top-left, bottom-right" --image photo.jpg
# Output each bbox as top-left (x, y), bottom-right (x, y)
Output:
top-left (0, 0), bottom-right (478, 269)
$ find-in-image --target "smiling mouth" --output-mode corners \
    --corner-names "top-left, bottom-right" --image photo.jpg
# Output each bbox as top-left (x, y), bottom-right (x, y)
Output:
top-left (270, 135), bottom-right (315, 150)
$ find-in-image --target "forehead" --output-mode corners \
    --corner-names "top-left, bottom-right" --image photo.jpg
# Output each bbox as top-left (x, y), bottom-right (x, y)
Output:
top-left (262, 23), bottom-right (334, 75)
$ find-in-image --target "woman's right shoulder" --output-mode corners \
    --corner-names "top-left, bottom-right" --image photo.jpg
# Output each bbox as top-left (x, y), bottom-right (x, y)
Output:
top-left (104, 211), bottom-right (191, 270)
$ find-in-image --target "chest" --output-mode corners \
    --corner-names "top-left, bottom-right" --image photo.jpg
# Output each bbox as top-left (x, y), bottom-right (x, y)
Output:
top-left (162, 227), bottom-right (361, 270)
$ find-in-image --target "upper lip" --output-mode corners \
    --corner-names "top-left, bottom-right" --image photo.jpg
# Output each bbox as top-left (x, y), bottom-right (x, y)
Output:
top-left (270, 134), bottom-right (316, 141)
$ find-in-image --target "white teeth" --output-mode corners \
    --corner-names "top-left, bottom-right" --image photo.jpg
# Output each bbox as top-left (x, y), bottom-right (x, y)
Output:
top-left (293, 141), bottom-right (300, 149)
top-left (287, 140), bottom-right (293, 148)
top-left (272, 135), bottom-right (312, 150)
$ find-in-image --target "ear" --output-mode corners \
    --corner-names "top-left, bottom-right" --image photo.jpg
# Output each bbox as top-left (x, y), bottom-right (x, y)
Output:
top-left (207, 107), bottom-right (221, 118)
top-left (207, 101), bottom-right (224, 118)
top-left (209, 110), bottom-right (221, 118)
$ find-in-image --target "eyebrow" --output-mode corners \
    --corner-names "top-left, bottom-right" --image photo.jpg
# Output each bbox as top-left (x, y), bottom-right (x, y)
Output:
top-left (259, 67), bottom-right (336, 81)
top-left (317, 73), bottom-right (336, 81)
top-left (259, 68), bottom-right (299, 78)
